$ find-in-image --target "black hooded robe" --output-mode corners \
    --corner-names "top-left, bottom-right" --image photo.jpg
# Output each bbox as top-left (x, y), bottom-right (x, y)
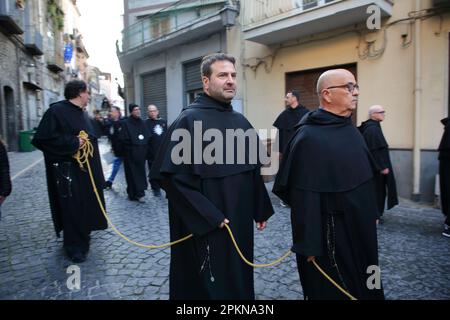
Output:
top-left (150, 93), bottom-right (274, 300)
top-left (119, 116), bottom-right (150, 200)
top-left (273, 108), bottom-right (384, 300)
top-left (31, 100), bottom-right (107, 253)
top-left (439, 117), bottom-right (450, 224)
top-left (273, 105), bottom-right (309, 154)
top-left (145, 117), bottom-right (167, 190)
top-left (358, 119), bottom-right (398, 217)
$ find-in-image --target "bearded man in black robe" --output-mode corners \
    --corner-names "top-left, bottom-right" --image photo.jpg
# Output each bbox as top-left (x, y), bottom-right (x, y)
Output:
top-left (150, 53), bottom-right (274, 300)
top-left (273, 69), bottom-right (384, 300)
top-left (119, 103), bottom-right (151, 202)
top-left (358, 105), bottom-right (398, 220)
top-left (439, 117), bottom-right (450, 238)
top-left (273, 90), bottom-right (309, 156)
top-left (32, 80), bottom-right (107, 263)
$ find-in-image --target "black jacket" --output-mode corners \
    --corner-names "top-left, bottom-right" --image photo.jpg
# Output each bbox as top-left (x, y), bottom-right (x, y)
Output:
top-left (0, 141), bottom-right (12, 197)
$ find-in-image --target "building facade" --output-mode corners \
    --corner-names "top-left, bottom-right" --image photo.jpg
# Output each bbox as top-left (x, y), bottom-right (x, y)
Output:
top-left (118, 0), bottom-right (450, 202)
top-left (118, 0), bottom-right (240, 120)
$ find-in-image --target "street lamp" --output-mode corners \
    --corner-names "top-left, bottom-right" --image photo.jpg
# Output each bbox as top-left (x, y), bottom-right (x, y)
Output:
top-left (220, 1), bottom-right (239, 29)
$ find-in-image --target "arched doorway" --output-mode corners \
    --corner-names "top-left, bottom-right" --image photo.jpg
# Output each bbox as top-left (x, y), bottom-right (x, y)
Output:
top-left (4, 86), bottom-right (17, 151)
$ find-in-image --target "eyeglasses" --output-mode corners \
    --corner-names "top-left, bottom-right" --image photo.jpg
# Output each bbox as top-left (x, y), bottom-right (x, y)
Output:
top-left (374, 111), bottom-right (386, 114)
top-left (325, 83), bottom-right (359, 93)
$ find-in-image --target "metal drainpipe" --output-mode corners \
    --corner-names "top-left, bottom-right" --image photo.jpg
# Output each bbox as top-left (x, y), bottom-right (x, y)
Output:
top-left (413, 0), bottom-right (422, 201)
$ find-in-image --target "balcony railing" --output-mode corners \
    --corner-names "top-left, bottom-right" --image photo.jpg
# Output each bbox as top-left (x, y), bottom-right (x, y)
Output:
top-left (47, 51), bottom-right (65, 73)
top-left (24, 25), bottom-right (43, 56)
top-left (121, 0), bottom-right (226, 54)
top-left (243, 0), bottom-right (337, 28)
top-left (242, 0), bottom-right (393, 45)
top-left (0, 0), bottom-right (25, 34)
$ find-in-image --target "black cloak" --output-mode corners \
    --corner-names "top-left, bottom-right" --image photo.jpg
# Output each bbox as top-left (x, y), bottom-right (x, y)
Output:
top-left (438, 117), bottom-right (450, 218)
top-left (118, 116), bottom-right (150, 199)
top-left (145, 118), bottom-right (167, 161)
top-left (358, 119), bottom-right (398, 215)
top-left (31, 101), bottom-right (107, 242)
top-left (273, 108), bottom-right (384, 300)
top-left (273, 105), bottom-right (309, 154)
top-left (150, 93), bottom-right (274, 300)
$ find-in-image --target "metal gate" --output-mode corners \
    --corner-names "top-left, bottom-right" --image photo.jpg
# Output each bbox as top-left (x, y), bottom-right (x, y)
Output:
top-left (142, 69), bottom-right (167, 119)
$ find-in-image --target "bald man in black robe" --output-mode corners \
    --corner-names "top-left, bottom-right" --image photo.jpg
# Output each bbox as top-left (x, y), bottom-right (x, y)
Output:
top-left (151, 53), bottom-right (274, 300)
top-left (273, 69), bottom-right (384, 300)
top-left (358, 105), bottom-right (398, 220)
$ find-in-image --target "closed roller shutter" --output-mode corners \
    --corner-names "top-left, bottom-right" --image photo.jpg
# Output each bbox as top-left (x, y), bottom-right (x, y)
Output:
top-left (184, 59), bottom-right (203, 104)
top-left (142, 69), bottom-right (167, 119)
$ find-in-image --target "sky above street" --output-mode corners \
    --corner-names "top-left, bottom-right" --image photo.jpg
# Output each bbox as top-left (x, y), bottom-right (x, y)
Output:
top-left (76, 0), bottom-right (124, 92)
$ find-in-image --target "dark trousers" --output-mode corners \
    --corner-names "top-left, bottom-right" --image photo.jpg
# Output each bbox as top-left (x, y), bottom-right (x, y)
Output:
top-left (147, 160), bottom-right (161, 191)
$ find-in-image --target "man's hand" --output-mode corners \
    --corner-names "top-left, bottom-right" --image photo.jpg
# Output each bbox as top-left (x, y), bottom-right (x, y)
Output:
top-left (0, 196), bottom-right (6, 205)
top-left (219, 218), bottom-right (230, 228)
top-left (307, 256), bottom-right (315, 263)
top-left (256, 221), bottom-right (267, 231)
top-left (79, 137), bottom-right (86, 148)
top-left (380, 168), bottom-right (389, 175)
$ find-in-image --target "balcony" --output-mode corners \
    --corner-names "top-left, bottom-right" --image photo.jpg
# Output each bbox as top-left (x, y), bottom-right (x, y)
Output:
top-left (242, 0), bottom-right (393, 45)
top-left (47, 51), bottom-right (65, 73)
top-left (0, 0), bottom-right (24, 34)
top-left (118, 0), bottom-right (238, 72)
top-left (24, 25), bottom-right (43, 56)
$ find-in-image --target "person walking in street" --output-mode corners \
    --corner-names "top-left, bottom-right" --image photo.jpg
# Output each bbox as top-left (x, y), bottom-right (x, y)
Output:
top-left (119, 103), bottom-right (151, 202)
top-left (273, 69), bottom-right (384, 300)
top-left (145, 104), bottom-right (167, 197)
top-left (31, 80), bottom-right (107, 263)
top-left (104, 106), bottom-right (124, 190)
top-left (151, 53), bottom-right (274, 300)
top-left (438, 116), bottom-right (450, 238)
top-left (358, 105), bottom-right (398, 222)
top-left (0, 138), bottom-right (12, 221)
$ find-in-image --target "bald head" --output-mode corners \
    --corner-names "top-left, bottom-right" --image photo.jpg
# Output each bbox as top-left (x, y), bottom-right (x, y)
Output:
top-left (316, 69), bottom-right (355, 94)
top-left (316, 68), bottom-right (359, 117)
top-left (369, 105), bottom-right (384, 115)
top-left (368, 105), bottom-right (386, 122)
top-left (147, 104), bottom-right (159, 120)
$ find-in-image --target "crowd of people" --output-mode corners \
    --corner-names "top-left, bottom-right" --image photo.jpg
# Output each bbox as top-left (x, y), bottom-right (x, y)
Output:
top-left (0, 52), bottom-right (449, 300)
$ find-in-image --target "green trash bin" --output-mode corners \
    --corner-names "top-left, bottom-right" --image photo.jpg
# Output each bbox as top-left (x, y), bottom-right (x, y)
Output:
top-left (19, 130), bottom-right (36, 152)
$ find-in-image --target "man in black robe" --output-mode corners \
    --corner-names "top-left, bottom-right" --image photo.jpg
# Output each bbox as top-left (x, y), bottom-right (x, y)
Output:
top-left (273, 90), bottom-right (309, 156)
top-left (119, 103), bottom-right (150, 202)
top-left (438, 117), bottom-right (450, 238)
top-left (358, 105), bottom-right (398, 221)
top-left (32, 80), bottom-right (107, 263)
top-left (150, 53), bottom-right (274, 300)
top-left (0, 139), bottom-right (12, 220)
top-left (145, 104), bottom-right (167, 197)
top-left (273, 69), bottom-right (384, 300)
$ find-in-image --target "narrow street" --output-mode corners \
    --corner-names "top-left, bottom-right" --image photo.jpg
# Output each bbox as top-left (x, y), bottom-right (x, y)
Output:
top-left (0, 140), bottom-right (449, 300)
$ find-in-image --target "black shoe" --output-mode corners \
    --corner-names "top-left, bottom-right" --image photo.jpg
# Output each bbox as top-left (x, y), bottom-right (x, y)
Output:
top-left (137, 197), bottom-right (146, 203)
top-left (66, 249), bottom-right (87, 263)
top-left (104, 181), bottom-right (112, 190)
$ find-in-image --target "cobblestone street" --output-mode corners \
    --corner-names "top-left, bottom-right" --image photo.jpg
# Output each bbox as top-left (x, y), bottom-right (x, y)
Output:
top-left (0, 140), bottom-right (449, 300)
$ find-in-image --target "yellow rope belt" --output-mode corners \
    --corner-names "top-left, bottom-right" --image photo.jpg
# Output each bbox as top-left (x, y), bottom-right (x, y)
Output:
top-left (73, 130), bottom-right (357, 300)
